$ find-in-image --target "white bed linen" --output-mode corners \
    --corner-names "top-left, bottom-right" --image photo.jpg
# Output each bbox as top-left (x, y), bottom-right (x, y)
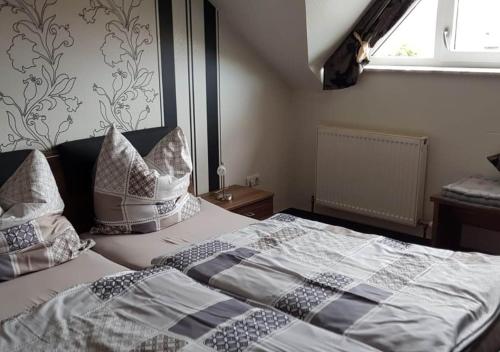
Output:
top-left (82, 200), bottom-right (256, 269)
top-left (0, 250), bottom-right (126, 321)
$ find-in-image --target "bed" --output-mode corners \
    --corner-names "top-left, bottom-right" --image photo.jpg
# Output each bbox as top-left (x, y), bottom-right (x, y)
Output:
top-left (55, 127), bottom-right (256, 268)
top-left (154, 214), bottom-right (500, 352)
top-left (0, 145), bottom-right (370, 352)
top-left (54, 126), bottom-right (500, 352)
top-left (0, 129), bottom-right (252, 318)
top-left (2, 263), bottom-right (367, 351)
top-left (1, 127), bottom-right (497, 351)
top-left (0, 149), bottom-right (128, 322)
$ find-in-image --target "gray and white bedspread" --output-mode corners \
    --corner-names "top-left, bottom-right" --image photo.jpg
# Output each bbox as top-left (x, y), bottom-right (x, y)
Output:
top-left (0, 265), bottom-right (373, 352)
top-left (154, 214), bottom-right (500, 352)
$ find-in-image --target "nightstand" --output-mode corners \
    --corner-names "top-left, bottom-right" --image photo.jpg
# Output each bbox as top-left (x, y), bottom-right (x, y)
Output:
top-left (201, 185), bottom-right (274, 220)
top-left (431, 194), bottom-right (500, 254)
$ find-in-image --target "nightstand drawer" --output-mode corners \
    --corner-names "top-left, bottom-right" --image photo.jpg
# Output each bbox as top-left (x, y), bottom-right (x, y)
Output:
top-left (200, 185), bottom-right (274, 220)
top-left (233, 198), bottom-right (273, 220)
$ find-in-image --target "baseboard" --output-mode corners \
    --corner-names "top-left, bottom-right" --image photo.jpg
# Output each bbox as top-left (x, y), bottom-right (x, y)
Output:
top-left (313, 205), bottom-right (427, 238)
top-left (282, 207), bottom-right (431, 246)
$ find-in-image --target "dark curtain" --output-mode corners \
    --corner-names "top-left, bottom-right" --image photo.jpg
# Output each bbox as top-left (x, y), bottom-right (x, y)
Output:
top-left (323, 0), bottom-right (420, 90)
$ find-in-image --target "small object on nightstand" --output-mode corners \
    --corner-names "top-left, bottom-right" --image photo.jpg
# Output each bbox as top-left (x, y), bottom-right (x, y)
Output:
top-left (216, 163), bottom-right (232, 201)
top-left (201, 185), bottom-right (274, 220)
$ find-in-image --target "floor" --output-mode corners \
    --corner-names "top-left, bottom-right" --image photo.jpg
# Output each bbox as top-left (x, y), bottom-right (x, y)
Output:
top-left (281, 208), bottom-right (431, 246)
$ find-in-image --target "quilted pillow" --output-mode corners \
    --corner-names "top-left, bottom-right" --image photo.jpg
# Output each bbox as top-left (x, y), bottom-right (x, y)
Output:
top-left (0, 150), bottom-right (93, 282)
top-left (92, 126), bottom-right (201, 234)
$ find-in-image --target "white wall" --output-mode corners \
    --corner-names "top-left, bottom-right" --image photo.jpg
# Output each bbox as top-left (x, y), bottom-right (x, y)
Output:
top-left (213, 0), bottom-right (313, 88)
top-left (290, 70), bottom-right (500, 249)
top-left (218, 18), bottom-right (293, 211)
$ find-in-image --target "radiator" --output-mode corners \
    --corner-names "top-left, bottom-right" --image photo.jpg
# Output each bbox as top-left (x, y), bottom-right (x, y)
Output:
top-left (315, 126), bottom-right (428, 226)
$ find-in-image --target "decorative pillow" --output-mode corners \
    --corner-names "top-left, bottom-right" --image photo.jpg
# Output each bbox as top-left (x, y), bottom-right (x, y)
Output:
top-left (92, 126), bottom-right (201, 234)
top-left (0, 150), bottom-right (93, 282)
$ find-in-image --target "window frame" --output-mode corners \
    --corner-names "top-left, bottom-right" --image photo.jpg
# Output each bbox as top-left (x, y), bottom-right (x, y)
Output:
top-left (369, 0), bottom-right (500, 69)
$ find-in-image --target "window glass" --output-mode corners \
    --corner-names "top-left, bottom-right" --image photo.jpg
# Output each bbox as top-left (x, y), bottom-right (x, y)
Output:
top-left (373, 0), bottom-right (438, 58)
top-left (454, 0), bottom-right (500, 52)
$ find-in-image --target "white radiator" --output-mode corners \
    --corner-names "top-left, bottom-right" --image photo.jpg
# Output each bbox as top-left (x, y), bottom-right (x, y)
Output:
top-left (315, 126), bottom-right (428, 226)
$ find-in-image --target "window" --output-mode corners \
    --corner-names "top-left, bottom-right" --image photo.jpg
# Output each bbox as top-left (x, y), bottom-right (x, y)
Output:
top-left (374, 0), bottom-right (438, 59)
top-left (370, 0), bottom-right (500, 69)
top-left (454, 0), bottom-right (500, 52)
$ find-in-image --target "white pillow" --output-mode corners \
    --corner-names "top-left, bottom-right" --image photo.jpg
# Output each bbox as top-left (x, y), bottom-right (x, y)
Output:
top-left (0, 151), bottom-right (92, 281)
top-left (92, 126), bottom-right (201, 234)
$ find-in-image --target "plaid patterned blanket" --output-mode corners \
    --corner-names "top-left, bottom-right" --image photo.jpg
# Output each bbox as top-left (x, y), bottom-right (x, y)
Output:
top-left (154, 214), bottom-right (500, 352)
top-left (0, 266), bottom-right (373, 352)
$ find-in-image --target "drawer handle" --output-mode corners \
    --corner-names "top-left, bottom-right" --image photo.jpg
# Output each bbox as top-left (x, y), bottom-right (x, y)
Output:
top-left (245, 212), bottom-right (256, 218)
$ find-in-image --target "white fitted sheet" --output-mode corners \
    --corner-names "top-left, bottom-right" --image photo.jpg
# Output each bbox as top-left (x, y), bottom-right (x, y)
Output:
top-left (82, 200), bottom-right (256, 269)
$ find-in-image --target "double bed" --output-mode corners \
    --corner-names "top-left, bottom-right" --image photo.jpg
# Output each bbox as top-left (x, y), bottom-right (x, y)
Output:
top-left (0, 127), bottom-right (499, 352)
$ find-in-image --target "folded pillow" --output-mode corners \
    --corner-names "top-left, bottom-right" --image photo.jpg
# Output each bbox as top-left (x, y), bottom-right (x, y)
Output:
top-left (92, 126), bottom-right (201, 234)
top-left (0, 150), bottom-right (93, 282)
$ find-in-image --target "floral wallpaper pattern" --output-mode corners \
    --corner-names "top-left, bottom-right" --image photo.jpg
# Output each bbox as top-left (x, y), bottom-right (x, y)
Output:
top-left (80, 0), bottom-right (158, 136)
top-left (0, 0), bottom-right (161, 150)
top-left (0, 0), bottom-right (79, 151)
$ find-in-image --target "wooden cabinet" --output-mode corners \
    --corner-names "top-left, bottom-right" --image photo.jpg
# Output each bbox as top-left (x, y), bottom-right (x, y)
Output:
top-left (201, 185), bottom-right (274, 220)
top-left (431, 194), bottom-right (500, 254)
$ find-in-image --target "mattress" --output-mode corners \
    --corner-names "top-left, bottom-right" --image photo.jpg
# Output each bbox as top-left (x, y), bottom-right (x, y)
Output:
top-left (82, 200), bottom-right (256, 269)
top-left (0, 250), bottom-right (127, 321)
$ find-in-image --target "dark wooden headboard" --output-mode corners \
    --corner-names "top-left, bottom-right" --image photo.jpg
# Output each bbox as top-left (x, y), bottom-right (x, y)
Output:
top-left (1, 127), bottom-right (193, 234)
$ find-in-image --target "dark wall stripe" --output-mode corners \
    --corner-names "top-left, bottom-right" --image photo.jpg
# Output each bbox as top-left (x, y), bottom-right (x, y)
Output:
top-left (204, 0), bottom-right (220, 191)
top-left (185, 0), bottom-right (198, 194)
top-left (158, 0), bottom-right (177, 129)
top-left (186, 0), bottom-right (199, 194)
top-left (189, 0), bottom-right (198, 194)
top-left (185, 0), bottom-right (194, 185)
top-left (217, 11), bottom-right (222, 168)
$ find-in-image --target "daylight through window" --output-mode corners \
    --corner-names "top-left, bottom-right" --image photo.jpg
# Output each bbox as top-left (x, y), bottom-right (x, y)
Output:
top-left (371, 0), bottom-right (500, 68)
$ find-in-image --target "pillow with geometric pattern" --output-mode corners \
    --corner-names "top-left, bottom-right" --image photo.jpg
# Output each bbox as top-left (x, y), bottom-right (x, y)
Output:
top-left (91, 126), bottom-right (201, 235)
top-left (0, 150), bottom-right (93, 282)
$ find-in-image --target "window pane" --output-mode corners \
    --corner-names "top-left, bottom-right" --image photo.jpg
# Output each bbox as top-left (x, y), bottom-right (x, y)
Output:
top-left (455, 0), bottom-right (500, 52)
top-left (373, 0), bottom-right (438, 58)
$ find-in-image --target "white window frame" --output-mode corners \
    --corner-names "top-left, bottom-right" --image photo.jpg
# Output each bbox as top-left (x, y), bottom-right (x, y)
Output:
top-left (369, 0), bottom-right (500, 69)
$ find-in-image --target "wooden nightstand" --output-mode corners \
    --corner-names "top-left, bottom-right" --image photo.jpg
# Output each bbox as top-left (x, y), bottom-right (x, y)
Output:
top-left (201, 185), bottom-right (274, 220)
top-left (431, 194), bottom-right (500, 254)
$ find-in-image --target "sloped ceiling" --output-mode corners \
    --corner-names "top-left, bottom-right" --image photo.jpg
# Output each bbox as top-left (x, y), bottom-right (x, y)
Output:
top-left (213, 0), bottom-right (313, 88)
top-left (212, 0), bottom-right (370, 89)
top-left (306, 0), bottom-right (371, 81)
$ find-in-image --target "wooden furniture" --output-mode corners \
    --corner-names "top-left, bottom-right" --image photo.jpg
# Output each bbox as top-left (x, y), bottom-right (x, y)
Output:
top-left (431, 194), bottom-right (500, 252)
top-left (201, 185), bottom-right (274, 220)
